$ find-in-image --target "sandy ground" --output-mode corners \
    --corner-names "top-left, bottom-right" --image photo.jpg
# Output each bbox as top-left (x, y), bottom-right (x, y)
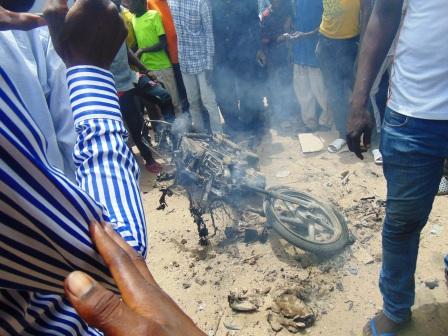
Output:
top-left (136, 122), bottom-right (448, 336)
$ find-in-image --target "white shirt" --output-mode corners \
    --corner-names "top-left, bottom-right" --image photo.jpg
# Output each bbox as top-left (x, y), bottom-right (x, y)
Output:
top-left (0, 27), bottom-right (76, 178)
top-left (388, 0), bottom-right (448, 120)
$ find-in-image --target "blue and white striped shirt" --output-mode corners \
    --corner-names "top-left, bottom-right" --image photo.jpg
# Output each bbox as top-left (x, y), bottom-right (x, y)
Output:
top-left (0, 65), bottom-right (147, 335)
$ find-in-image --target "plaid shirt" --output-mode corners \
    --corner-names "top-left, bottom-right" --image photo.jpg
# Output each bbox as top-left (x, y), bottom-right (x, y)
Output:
top-left (168, 0), bottom-right (214, 74)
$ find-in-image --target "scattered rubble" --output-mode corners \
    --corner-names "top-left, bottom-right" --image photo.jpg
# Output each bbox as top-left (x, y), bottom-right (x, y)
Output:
top-left (268, 288), bottom-right (316, 333)
top-left (228, 289), bottom-right (262, 313)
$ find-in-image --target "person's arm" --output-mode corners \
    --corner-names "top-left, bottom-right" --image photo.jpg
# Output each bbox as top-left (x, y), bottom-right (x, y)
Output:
top-left (136, 35), bottom-right (167, 57)
top-left (360, 0), bottom-right (375, 39)
top-left (0, 0), bottom-right (144, 294)
top-left (200, 0), bottom-right (215, 71)
top-left (0, 66), bottom-right (116, 294)
top-left (346, 0), bottom-right (404, 159)
top-left (128, 46), bottom-right (149, 72)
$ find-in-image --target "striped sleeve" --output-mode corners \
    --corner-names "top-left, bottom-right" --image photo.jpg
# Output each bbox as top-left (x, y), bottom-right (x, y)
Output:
top-left (67, 66), bottom-right (147, 256)
top-left (0, 64), bottom-right (146, 295)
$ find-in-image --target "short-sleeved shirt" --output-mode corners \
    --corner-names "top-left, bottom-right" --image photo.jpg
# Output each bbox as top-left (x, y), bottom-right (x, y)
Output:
top-left (388, 0), bottom-right (448, 120)
top-left (320, 0), bottom-right (360, 39)
top-left (109, 43), bottom-right (136, 92)
top-left (132, 10), bottom-right (172, 71)
top-left (293, 0), bottom-right (323, 67)
top-left (147, 0), bottom-right (179, 64)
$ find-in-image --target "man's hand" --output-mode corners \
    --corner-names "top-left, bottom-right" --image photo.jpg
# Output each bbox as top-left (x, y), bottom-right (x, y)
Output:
top-left (0, 5), bottom-right (46, 31)
top-left (65, 221), bottom-right (206, 336)
top-left (256, 50), bottom-right (267, 67)
top-left (346, 102), bottom-right (374, 160)
top-left (44, 0), bottom-right (127, 69)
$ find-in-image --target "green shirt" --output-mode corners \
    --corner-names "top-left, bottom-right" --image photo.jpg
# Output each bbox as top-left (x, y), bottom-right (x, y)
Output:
top-left (132, 10), bottom-right (172, 70)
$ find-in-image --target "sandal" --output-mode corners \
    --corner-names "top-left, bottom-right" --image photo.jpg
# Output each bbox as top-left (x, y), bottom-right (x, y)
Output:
top-left (372, 149), bottom-right (383, 166)
top-left (328, 138), bottom-right (347, 153)
top-left (437, 176), bottom-right (448, 196)
top-left (367, 319), bottom-right (397, 336)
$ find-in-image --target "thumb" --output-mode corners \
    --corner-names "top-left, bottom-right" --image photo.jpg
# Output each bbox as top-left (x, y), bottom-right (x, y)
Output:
top-left (65, 271), bottom-right (140, 335)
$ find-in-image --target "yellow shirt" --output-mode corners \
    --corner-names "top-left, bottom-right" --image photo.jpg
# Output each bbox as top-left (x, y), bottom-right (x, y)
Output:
top-left (121, 8), bottom-right (137, 49)
top-left (320, 0), bottom-right (360, 39)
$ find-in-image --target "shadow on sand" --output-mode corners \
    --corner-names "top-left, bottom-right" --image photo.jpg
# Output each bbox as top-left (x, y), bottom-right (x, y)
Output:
top-left (400, 302), bottom-right (448, 336)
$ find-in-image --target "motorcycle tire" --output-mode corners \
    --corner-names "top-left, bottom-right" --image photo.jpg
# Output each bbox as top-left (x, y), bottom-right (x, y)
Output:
top-left (264, 186), bottom-right (350, 256)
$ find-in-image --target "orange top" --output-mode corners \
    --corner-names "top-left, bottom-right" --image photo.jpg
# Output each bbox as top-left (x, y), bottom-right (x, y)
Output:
top-left (147, 0), bottom-right (179, 64)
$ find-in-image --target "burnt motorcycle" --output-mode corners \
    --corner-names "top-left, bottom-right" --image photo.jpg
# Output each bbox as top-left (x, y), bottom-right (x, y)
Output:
top-left (149, 121), bottom-right (351, 255)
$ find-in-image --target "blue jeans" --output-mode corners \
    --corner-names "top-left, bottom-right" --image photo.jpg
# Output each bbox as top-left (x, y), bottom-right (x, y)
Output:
top-left (380, 107), bottom-right (448, 323)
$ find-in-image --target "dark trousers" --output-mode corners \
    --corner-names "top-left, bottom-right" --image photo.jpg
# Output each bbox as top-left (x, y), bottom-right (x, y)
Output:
top-left (172, 63), bottom-right (189, 113)
top-left (266, 61), bottom-right (297, 119)
top-left (213, 60), bottom-right (265, 133)
top-left (316, 35), bottom-right (358, 137)
top-left (119, 89), bottom-right (153, 163)
top-left (135, 77), bottom-right (176, 123)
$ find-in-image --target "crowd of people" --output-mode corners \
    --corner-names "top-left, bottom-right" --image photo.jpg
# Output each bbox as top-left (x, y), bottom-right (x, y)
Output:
top-left (0, 0), bottom-right (447, 336)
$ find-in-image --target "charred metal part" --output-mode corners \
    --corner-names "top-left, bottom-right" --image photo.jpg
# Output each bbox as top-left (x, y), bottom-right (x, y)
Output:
top-left (156, 172), bottom-right (175, 182)
top-left (157, 188), bottom-right (173, 210)
top-left (190, 204), bottom-right (209, 245)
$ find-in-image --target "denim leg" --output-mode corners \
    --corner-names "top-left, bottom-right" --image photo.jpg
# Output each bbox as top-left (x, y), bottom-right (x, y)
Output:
top-left (135, 83), bottom-right (175, 122)
top-left (380, 108), bottom-right (447, 323)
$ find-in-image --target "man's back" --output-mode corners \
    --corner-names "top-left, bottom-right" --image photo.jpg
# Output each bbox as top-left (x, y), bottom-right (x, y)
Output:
top-left (389, 0), bottom-right (448, 120)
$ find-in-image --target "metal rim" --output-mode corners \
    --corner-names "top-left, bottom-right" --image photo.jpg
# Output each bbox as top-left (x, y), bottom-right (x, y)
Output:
top-left (265, 187), bottom-right (342, 245)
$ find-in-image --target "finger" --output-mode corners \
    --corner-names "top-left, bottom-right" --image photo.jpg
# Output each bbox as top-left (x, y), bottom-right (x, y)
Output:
top-left (0, 8), bottom-right (46, 31)
top-left (89, 221), bottom-right (152, 309)
top-left (65, 271), bottom-right (145, 334)
top-left (102, 223), bottom-right (157, 286)
top-left (363, 127), bottom-right (372, 149)
top-left (349, 134), bottom-right (364, 160)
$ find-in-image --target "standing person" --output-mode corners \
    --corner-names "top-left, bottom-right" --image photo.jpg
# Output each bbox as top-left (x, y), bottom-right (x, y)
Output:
top-left (291, 0), bottom-right (331, 132)
top-left (346, 0), bottom-right (448, 335)
top-left (261, 0), bottom-right (297, 121)
top-left (317, 0), bottom-right (360, 153)
top-left (168, 0), bottom-right (223, 134)
top-left (211, 0), bottom-right (266, 137)
top-left (110, 43), bottom-right (163, 174)
top-left (147, 0), bottom-right (189, 112)
top-left (128, 0), bottom-right (181, 114)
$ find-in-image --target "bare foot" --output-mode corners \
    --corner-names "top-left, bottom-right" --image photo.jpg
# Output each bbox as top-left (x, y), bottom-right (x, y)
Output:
top-left (363, 312), bottom-right (409, 336)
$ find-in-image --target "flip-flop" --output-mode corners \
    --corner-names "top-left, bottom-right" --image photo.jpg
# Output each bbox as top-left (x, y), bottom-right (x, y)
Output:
top-left (327, 138), bottom-right (347, 153)
top-left (368, 319), bottom-right (397, 336)
top-left (372, 149), bottom-right (383, 165)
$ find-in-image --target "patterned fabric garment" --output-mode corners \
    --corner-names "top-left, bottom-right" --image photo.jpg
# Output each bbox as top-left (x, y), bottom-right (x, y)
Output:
top-left (0, 65), bottom-right (147, 335)
top-left (168, 0), bottom-right (214, 74)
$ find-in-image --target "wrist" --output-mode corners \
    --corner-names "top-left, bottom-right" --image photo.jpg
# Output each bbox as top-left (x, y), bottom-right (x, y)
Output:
top-left (66, 66), bottom-right (122, 125)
